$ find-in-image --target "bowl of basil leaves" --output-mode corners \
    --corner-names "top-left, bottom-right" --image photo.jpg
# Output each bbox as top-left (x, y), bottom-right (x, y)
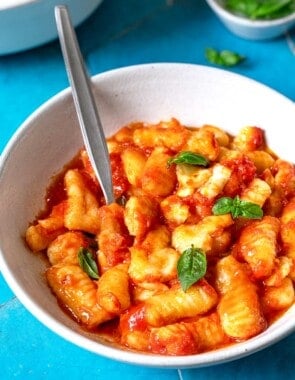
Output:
top-left (205, 0), bottom-right (295, 40)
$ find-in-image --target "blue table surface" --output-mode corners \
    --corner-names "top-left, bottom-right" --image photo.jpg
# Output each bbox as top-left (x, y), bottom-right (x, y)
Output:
top-left (1, 1), bottom-right (295, 378)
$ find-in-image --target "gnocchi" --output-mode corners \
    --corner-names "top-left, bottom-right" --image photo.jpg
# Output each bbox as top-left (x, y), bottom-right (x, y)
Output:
top-left (25, 119), bottom-right (295, 356)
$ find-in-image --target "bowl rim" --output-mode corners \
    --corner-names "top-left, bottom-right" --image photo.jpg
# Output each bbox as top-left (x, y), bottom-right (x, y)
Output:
top-left (0, 0), bottom-right (38, 11)
top-left (206, 0), bottom-right (295, 27)
top-left (1, 62), bottom-right (295, 368)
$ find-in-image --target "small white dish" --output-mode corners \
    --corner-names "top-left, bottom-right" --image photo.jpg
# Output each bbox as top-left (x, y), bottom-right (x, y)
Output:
top-left (0, 0), bottom-right (103, 55)
top-left (205, 0), bottom-right (295, 40)
top-left (0, 63), bottom-right (294, 368)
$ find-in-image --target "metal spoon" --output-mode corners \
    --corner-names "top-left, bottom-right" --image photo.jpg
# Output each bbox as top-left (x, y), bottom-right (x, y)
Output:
top-left (55, 5), bottom-right (115, 205)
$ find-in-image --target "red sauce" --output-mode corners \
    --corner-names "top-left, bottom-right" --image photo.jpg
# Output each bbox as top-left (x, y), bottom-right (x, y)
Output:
top-left (120, 304), bottom-right (147, 332)
top-left (222, 155), bottom-right (257, 197)
top-left (96, 318), bottom-right (121, 344)
top-left (110, 153), bottom-right (130, 198)
top-left (39, 153), bottom-right (83, 219)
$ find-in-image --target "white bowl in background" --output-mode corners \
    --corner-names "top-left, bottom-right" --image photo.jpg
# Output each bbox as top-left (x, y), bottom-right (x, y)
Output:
top-left (205, 0), bottom-right (295, 40)
top-left (0, 0), bottom-right (103, 55)
top-left (0, 63), bottom-right (295, 368)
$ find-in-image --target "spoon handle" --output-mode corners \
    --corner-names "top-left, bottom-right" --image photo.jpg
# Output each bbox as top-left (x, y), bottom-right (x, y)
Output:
top-left (55, 5), bottom-right (115, 205)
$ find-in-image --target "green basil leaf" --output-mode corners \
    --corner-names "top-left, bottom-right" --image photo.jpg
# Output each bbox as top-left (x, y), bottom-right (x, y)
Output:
top-left (232, 197), bottom-right (264, 219)
top-left (78, 247), bottom-right (99, 279)
top-left (225, 0), bottom-right (262, 17)
top-left (167, 151), bottom-right (209, 167)
top-left (205, 47), bottom-right (245, 67)
top-left (212, 197), bottom-right (234, 215)
top-left (224, 0), bottom-right (295, 20)
top-left (212, 195), bottom-right (263, 219)
top-left (220, 50), bottom-right (246, 66)
top-left (252, 0), bottom-right (293, 19)
top-left (205, 47), bottom-right (224, 66)
top-left (177, 246), bottom-right (207, 292)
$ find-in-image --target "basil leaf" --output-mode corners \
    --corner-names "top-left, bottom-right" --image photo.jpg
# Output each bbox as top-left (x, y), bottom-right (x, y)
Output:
top-left (167, 151), bottom-right (209, 167)
top-left (232, 197), bottom-right (264, 219)
top-left (252, 0), bottom-right (293, 18)
top-left (212, 197), bottom-right (234, 215)
top-left (205, 47), bottom-right (245, 67)
top-left (225, 0), bottom-right (259, 17)
top-left (212, 195), bottom-right (263, 219)
top-left (78, 247), bottom-right (99, 279)
top-left (224, 0), bottom-right (295, 20)
top-left (177, 246), bottom-right (207, 292)
top-left (205, 47), bottom-right (224, 66)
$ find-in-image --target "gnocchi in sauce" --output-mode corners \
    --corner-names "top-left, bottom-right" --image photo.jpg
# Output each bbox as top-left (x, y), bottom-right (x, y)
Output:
top-left (25, 119), bottom-right (295, 356)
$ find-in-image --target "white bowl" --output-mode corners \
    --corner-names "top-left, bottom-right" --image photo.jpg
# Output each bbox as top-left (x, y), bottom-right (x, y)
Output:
top-left (205, 0), bottom-right (295, 40)
top-left (0, 63), bottom-right (295, 368)
top-left (0, 0), bottom-right (103, 55)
